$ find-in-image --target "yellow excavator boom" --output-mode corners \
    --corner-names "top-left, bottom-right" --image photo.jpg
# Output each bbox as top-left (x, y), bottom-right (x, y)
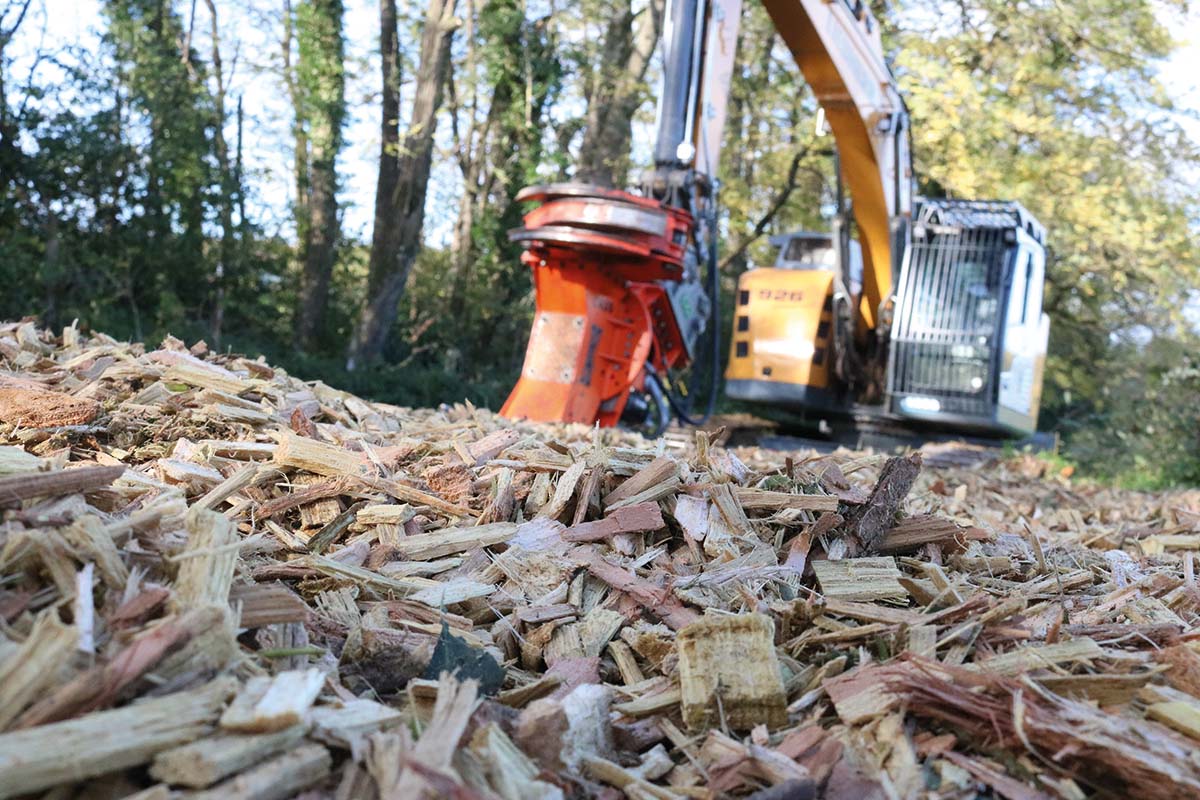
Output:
top-left (761, 0), bottom-right (912, 328)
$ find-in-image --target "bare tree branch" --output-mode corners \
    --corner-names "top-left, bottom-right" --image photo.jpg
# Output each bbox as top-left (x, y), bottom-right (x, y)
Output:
top-left (719, 145), bottom-right (815, 271)
top-left (0, 0), bottom-right (34, 46)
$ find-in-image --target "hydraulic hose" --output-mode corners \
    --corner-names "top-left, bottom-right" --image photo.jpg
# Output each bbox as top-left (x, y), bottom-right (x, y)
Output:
top-left (661, 177), bottom-right (722, 427)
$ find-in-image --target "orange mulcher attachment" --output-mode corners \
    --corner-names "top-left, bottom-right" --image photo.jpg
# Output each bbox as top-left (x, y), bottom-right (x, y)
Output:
top-left (501, 183), bottom-right (697, 427)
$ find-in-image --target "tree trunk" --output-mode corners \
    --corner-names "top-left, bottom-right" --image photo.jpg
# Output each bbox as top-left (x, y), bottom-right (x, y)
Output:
top-left (283, 1), bottom-right (309, 241)
top-left (0, 2), bottom-right (34, 191)
top-left (292, 0), bottom-right (345, 350)
top-left (346, 0), bottom-right (458, 369)
top-left (203, 0), bottom-right (236, 348)
top-left (447, 8), bottom-right (510, 321)
top-left (575, 0), bottom-right (663, 187)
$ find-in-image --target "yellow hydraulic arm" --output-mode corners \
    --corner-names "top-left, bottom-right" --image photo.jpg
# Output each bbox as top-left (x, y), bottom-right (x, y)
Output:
top-left (760, 0), bottom-right (912, 329)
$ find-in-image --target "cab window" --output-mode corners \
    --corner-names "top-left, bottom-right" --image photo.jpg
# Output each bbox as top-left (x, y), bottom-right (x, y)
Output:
top-left (782, 239), bottom-right (836, 269)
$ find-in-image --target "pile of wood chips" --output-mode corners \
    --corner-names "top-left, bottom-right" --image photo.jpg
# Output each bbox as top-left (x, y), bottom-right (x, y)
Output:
top-left (1, 319), bottom-right (1199, 800)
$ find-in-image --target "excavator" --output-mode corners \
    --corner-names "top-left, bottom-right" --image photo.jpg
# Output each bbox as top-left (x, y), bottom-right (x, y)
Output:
top-left (500, 0), bottom-right (1049, 442)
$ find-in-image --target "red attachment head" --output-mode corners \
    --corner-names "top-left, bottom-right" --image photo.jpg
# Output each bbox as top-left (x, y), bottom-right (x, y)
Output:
top-left (501, 184), bottom-right (696, 426)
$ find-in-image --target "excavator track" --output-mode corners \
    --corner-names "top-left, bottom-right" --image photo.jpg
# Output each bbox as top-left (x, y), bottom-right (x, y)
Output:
top-left (668, 412), bottom-right (1054, 467)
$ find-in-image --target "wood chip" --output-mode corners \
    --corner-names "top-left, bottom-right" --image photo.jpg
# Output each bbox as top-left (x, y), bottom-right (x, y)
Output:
top-left (676, 613), bottom-right (786, 730)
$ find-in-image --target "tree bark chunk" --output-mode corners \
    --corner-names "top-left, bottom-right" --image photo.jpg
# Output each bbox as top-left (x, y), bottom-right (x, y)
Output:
top-left (843, 453), bottom-right (922, 553)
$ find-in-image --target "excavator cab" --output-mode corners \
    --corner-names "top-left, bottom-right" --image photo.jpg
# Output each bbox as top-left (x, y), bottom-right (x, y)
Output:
top-left (771, 232), bottom-right (862, 301)
top-left (887, 199), bottom-right (1048, 435)
top-left (727, 199), bottom-right (1049, 438)
top-left (724, 233), bottom-right (863, 411)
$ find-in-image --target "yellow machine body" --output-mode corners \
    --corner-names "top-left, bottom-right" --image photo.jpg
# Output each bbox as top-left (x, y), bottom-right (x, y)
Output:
top-left (724, 268), bottom-right (839, 408)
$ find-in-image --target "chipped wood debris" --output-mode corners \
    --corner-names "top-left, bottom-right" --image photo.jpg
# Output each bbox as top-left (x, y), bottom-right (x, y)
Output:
top-left (0, 322), bottom-right (1198, 798)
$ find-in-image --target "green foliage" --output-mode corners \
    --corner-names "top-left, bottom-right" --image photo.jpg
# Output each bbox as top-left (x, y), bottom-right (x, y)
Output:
top-left (0, 1), bottom-right (218, 341)
top-left (890, 0), bottom-right (1200, 484)
top-left (1054, 336), bottom-right (1200, 488)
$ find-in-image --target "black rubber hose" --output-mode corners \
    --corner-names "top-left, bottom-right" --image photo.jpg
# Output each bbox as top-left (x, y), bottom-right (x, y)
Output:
top-left (663, 179), bottom-right (722, 427)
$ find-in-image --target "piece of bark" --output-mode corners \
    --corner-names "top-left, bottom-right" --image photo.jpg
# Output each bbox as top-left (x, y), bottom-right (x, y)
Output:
top-left (701, 729), bottom-right (814, 796)
top-left (0, 677), bottom-right (236, 800)
top-left (220, 668), bottom-right (326, 733)
top-left (824, 661), bottom-right (919, 725)
top-left (0, 386), bottom-right (100, 428)
top-left (841, 452), bottom-right (922, 553)
top-left (676, 614), bottom-right (787, 731)
top-left (517, 683), bottom-right (614, 775)
top-left (186, 743), bottom-right (331, 800)
top-left (777, 726), bottom-right (843, 786)
top-left (1159, 645), bottom-right (1200, 696)
top-left (289, 406), bottom-right (319, 437)
top-left (149, 725), bottom-right (306, 788)
top-left (892, 658), bottom-right (1200, 800)
top-left (108, 586), bottom-right (171, 629)
top-left (614, 720), bottom-right (669, 756)
top-left (544, 656), bottom-right (602, 700)
top-left (0, 464), bottom-right (125, 508)
top-left (564, 502), bottom-right (665, 542)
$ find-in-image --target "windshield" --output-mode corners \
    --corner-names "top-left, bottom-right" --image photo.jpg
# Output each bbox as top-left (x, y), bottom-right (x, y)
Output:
top-left (780, 239), bottom-right (836, 269)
